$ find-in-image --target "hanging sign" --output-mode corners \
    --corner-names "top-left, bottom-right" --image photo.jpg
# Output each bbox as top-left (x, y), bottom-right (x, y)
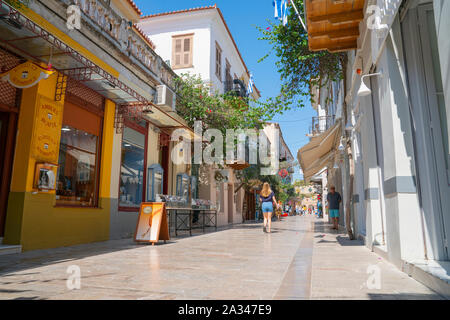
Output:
top-left (0, 61), bottom-right (54, 89)
top-left (32, 95), bottom-right (63, 163)
top-left (134, 202), bottom-right (170, 245)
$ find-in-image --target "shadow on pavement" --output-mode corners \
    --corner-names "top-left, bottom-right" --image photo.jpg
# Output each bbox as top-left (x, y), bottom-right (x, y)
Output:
top-left (367, 293), bottom-right (444, 300)
top-left (314, 220), bottom-right (364, 247)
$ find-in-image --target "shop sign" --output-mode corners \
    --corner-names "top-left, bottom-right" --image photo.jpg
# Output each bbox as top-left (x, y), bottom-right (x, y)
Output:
top-left (0, 61), bottom-right (54, 89)
top-left (134, 202), bottom-right (170, 245)
top-left (32, 95), bottom-right (63, 163)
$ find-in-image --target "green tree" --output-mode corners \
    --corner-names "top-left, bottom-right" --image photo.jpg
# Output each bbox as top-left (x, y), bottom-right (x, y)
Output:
top-left (256, 0), bottom-right (346, 111)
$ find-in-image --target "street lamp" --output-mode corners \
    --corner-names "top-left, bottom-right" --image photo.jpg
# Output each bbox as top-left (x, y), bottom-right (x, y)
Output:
top-left (357, 71), bottom-right (383, 97)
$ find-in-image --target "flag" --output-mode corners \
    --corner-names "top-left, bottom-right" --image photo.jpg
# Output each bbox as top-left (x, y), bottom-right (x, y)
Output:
top-left (273, 0), bottom-right (281, 19)
top-left (247, 73), bottom-right (254, 95)
top-left (281, 0), bottom-right (289, 26)
top-left (273, 0), bottom-right (289, 26)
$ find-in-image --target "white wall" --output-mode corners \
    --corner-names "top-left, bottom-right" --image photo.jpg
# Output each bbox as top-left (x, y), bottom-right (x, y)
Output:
top-left (139, 9), bottom-right (251, 95)
top-left (139, 13), bottom-right (212, 82)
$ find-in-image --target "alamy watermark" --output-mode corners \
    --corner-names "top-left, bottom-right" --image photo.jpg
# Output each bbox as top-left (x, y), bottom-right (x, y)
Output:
top-left (66, 5), bottom-right (81, 30)
top-left (360, 264), bottom-right (382, 290)
top-left (366, 5), bottom-right (389, 38)
top-left (66, 265), bottom-right (81, 290)
top-left (171, 121), bottom-right (280, 175)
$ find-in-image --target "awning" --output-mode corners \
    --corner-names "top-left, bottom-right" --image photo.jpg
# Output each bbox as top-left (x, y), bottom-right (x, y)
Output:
top-left (297, 120), bottom-right (341, 180)
top-left (304, 0), bottom-right (365, 52)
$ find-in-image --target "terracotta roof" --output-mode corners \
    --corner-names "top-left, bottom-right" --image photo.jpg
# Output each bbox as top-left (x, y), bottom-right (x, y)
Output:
top-left (140, 5), bottom-right (261, 97)
top-left (133, 24), bottom-right (156, 49)
top-left (126, 0), bottom-right (142, 16)
top-left (140, 5), bottom-right (218, 19)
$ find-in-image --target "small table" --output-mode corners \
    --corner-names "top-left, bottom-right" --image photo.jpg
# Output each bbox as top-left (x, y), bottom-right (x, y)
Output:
top-left (166, 208), bottom-right (217, 236)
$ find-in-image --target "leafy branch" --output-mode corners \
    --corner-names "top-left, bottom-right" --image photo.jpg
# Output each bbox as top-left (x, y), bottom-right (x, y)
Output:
top-left (256, 0), bottom-right (345, 110)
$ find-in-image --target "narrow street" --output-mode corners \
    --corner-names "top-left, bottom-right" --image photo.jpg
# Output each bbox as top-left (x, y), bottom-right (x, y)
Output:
top-left (0, 216), bottom-right (441, 300)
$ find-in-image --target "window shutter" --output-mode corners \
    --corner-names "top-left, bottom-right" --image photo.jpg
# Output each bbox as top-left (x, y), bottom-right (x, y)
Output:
top-left (183, 38), bottom-right (191, 66)
top-left (173, 35), bottom-right (193, 68)
top-left (174, 39), bottom-right (182, 67)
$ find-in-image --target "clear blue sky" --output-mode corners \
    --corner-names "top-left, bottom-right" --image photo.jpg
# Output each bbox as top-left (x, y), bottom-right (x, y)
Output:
top-left (135, 0), bottom-right (316, 180)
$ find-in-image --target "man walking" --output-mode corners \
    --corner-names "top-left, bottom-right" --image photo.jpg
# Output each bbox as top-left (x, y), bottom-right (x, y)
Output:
top-left (326, 186), bottom-right (342, 230)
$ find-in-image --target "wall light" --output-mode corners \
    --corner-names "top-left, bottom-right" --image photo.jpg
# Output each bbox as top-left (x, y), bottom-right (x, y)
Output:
top-left (357, 70), bottom-right (383, 97)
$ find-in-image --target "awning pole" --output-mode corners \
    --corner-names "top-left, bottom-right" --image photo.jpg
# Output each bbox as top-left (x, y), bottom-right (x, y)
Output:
top-left (289, 0), bottom-right (308, 33)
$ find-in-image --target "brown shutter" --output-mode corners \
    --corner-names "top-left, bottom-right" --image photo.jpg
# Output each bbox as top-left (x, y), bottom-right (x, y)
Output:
top-left (174, 38), bottom-right (182, 67)
top-left (183, 38), bottom-right (191, 66)
top-left (172, 34), bottom-right (193, 69)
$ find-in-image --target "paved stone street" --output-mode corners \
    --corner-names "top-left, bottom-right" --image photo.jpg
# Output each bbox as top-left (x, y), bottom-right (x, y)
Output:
top-left (0, 216), bottom-right (443, 300)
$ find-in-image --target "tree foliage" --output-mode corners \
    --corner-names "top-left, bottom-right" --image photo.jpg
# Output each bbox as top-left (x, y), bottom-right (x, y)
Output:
top-left (257, 0), bottom-right (346, 110)
top-left (174, 74), bottom-right (277, 134)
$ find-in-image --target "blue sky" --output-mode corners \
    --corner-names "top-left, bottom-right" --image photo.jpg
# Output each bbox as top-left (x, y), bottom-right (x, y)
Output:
top-left (135, 0), bottom-right (316, 180)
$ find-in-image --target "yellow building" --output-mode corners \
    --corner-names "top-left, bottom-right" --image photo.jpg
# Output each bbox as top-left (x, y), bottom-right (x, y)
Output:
top-left (0, 1), bottom-right (192, 251)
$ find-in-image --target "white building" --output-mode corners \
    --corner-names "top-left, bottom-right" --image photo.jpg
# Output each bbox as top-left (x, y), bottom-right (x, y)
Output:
top-left (263, 123), bottom-right (295, 182)
top-left (139, 5), bottom-right (260, 99)
top-left (299, 0), bottom-right (450, 297)
top-left (139, 5), bottom-right (261, 226)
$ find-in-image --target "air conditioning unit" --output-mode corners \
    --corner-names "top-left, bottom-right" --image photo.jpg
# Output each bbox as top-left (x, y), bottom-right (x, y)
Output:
top-left (156, 85), bottom-right (176, 112)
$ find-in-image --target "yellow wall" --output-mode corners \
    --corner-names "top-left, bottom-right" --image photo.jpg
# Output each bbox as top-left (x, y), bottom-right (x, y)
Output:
top-left (4, 74), bottom-right (116, 251)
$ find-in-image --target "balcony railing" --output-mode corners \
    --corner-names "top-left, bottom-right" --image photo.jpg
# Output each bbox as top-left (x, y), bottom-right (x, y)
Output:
top-left (309, 116), bottom-right (335, 136)
top-left (70, 0), bottom-right (175, 88)
top-left (224, 78), bottom-right (248, 98)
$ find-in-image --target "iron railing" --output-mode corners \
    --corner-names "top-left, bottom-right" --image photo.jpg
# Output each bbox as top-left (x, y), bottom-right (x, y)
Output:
top-left (309, 116), bottom-right (335, 136)
top-left (224, 78), bottom-right (248, 98)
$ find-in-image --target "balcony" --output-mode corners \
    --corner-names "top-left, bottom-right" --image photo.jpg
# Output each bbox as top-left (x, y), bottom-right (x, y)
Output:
top-left (308, 116), bottom-right (336, 137)
top-left (70, 0), bottom-right (175, 89)
top-left (224, 78), bottom-right (248, 98)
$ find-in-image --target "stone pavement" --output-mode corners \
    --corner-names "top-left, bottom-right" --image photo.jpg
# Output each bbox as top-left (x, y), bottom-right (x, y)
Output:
top-left (0, 216), bottom-right (444, 300)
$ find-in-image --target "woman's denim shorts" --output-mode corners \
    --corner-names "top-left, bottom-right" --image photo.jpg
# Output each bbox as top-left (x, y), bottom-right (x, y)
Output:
top-left (262, 202), bottom-right (274, 213)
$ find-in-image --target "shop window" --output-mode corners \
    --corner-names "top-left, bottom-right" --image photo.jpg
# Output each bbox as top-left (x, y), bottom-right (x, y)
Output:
top-left (119, 124), bottom-right (147, 209)
top-left (56, 101), bottom-right (102, 207)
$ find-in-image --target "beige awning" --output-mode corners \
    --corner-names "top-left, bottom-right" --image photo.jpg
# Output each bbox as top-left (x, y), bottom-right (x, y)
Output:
top-left (298, 120), bottom-right (341, 180)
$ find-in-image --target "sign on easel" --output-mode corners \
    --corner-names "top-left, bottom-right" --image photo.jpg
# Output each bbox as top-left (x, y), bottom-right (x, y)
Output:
top-left (134, 202), bottom-right (170, 245)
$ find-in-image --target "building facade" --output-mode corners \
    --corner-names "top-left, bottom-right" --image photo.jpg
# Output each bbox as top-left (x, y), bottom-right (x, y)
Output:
top-left (0, 0), bottom-right (192, 251)
top-left (299, 0), bottom-right (450, 296)
top-left (139, 5), bottom-right (262, 226)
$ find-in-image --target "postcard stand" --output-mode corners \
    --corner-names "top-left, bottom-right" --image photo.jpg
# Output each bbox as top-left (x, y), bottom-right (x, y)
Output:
top-left (134, 202), bottom-right (170, 245)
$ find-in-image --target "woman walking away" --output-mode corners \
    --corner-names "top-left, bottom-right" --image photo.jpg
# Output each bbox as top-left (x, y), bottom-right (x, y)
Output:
top-left (259, 182), bottom-right (277, 233)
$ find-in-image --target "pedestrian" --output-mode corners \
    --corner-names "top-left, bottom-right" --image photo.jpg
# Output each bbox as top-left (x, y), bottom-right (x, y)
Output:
top-left (276, 200), bottom-right (283, 221)
top-left (326, 186), bottom-right (342, 230)
top-left (259, 182), bottom-right (277, 233)
top-left (317, 200), bottom-right (323, 218)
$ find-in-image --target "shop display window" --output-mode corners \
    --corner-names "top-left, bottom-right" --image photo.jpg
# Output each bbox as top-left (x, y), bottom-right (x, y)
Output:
top-left (191, 176), bottom-right (198, 199)
top-left (147, 164), bottom-right (164, 202)
top-left (176, 173), bottom-right (190, 200)
top-left (56, 126), bottom-right (100, 206)
top-left (119, 126), bottom-right (146, 209)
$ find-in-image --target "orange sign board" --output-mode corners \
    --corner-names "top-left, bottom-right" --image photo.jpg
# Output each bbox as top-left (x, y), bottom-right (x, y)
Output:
top-left (134, 202), bottom-right (170, 244)
top-left (32, 95), bottom-right (63, 162)
top-left (0, 61), bottom-right (54, 89)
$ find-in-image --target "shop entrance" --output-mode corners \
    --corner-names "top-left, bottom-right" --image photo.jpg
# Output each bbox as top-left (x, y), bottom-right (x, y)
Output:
top-left (0, 107), bottom-right (19, 238)
top-left (0, 48), bottom-right (21, 237)
top-left (228, 184), bottom-right (233, 224)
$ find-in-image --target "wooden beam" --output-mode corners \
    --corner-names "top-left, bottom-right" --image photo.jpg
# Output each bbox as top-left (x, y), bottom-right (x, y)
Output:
top-left (309, 27), bottom-right (360, 39)
top-left (308, 10), bottom-right (363, 24)
top-left (309, 40), bottom-right (357, 52)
